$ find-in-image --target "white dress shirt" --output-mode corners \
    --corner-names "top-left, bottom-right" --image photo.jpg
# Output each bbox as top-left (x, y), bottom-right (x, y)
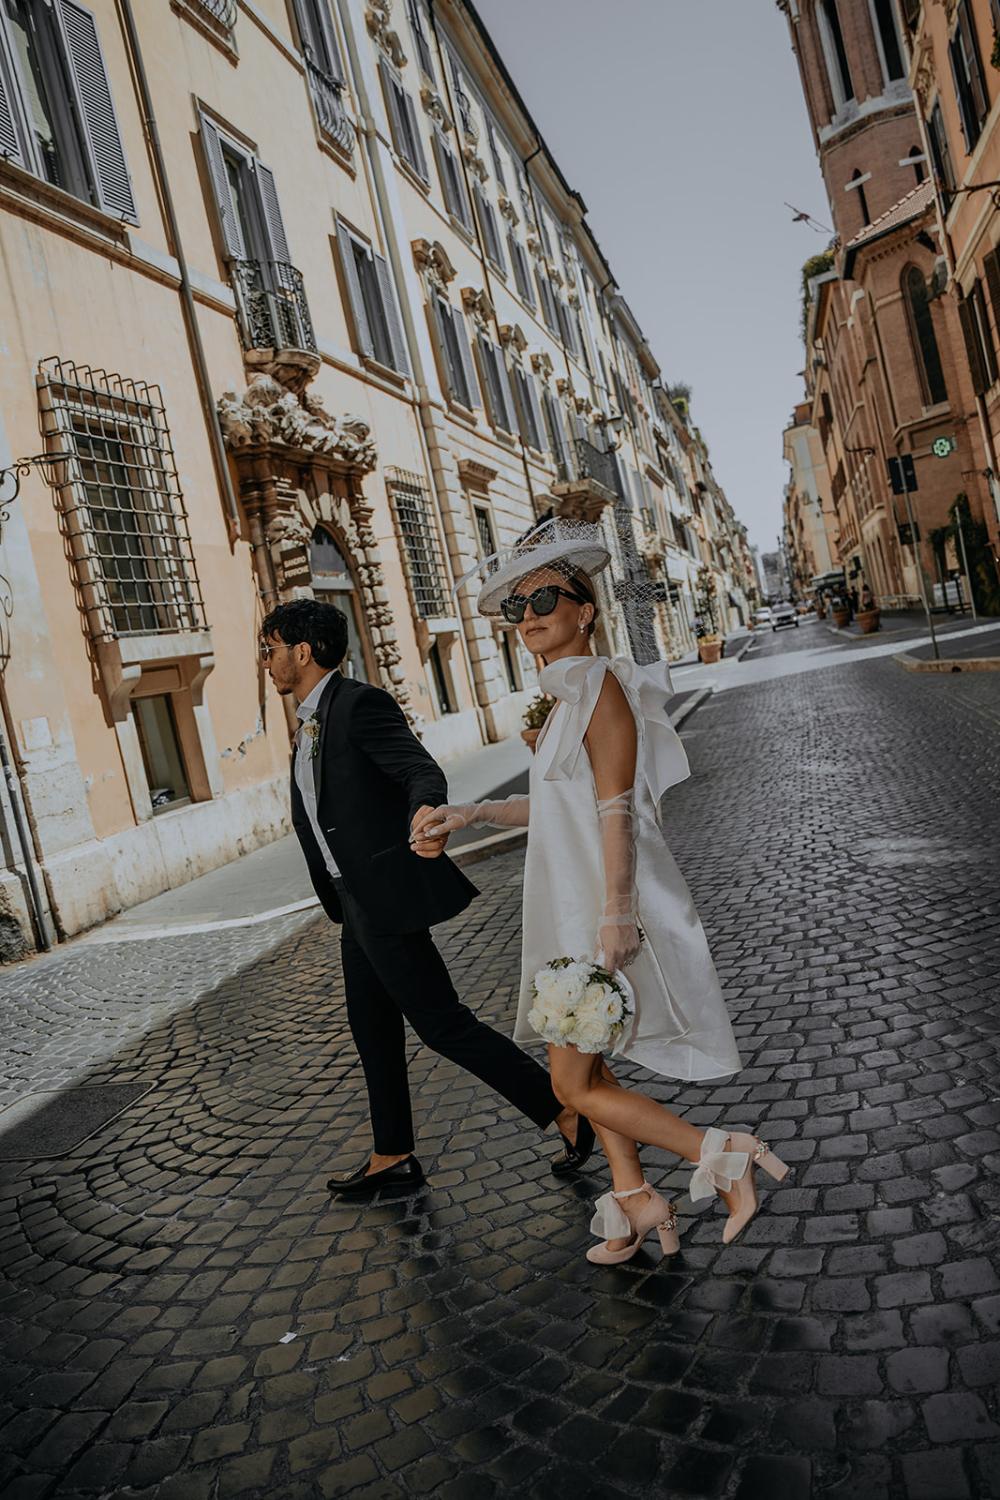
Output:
top-left (295, 672), bottom-right (339, 878)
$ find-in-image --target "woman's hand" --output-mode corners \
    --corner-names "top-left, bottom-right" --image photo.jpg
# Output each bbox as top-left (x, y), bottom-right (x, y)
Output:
top-left (596, 919), bottom-right (642, 972)
top-left (409, 804), bottom-right (449, 858)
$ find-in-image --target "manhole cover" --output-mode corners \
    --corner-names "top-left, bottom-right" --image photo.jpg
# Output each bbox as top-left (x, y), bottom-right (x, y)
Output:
top-left (0, 1083), bottom-right (151, 1160)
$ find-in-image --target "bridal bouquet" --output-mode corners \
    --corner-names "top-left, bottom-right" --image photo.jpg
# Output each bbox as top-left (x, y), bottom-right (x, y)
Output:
top-left (527, 957), bottom-right (634, 1054)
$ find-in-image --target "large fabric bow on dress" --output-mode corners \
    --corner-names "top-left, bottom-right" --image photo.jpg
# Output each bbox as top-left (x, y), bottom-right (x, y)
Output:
top-left (689, 1127), bottom-right (749, 1203)
top-left (538, 656), bottom-right (690, 810)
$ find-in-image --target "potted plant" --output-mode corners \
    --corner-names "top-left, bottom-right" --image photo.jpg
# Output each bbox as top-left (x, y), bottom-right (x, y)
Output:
top-left (855, 584), bottom-right (880, 634)
top-left (521, 692), bottom-right (554, 752)
top-left (831, 594), bottom-right (851, 629)
top-left (695, 565), bottom-right (723, 662)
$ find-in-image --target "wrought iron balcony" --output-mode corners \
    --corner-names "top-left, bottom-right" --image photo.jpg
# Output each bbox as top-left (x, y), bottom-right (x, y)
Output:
top-left (571, 436), bottom-right (620, 496)
top-left (304, 54), bottom-right (354, 156)
top-left (230, 259), bottom-right (317, 355)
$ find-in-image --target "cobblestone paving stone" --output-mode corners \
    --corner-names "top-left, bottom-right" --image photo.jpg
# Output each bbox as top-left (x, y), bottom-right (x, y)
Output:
top-left (1, 642), bottom-right (999, 1498)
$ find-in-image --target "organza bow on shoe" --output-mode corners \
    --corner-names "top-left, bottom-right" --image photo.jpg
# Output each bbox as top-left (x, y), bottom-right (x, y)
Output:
top-left (589, 1186), bottom-right (644, 1240)
top-left (689, 1127), bottom-right (750, 1203)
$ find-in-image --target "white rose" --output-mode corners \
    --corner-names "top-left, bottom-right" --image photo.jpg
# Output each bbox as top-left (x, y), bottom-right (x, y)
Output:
top-left (534, 968), bottom-right (561, 999)
top-left (584, 982), bottom-right (608, 1006)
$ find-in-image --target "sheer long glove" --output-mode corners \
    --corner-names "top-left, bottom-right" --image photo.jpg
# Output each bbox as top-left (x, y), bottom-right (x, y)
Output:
top-left (411, 795), bottom-right (529, 843)
top-left (596, 789), bottom-right (641, 970)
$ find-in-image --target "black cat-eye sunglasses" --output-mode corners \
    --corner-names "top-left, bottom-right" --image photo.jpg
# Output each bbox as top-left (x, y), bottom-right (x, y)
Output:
top-left (500, 585), bottom-right (588, 625)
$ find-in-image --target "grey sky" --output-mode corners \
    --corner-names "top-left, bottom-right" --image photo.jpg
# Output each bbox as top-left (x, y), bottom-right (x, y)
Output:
top-left (474, 0), bottom-right (828, 553)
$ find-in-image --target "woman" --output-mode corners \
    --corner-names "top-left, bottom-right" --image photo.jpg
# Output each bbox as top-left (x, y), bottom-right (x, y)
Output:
top-left (413, 520), bottom-right (788, 1262)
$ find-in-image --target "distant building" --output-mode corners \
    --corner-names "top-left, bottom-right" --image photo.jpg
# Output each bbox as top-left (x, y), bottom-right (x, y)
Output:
top-left (761, 551), bottom-right (788, 600)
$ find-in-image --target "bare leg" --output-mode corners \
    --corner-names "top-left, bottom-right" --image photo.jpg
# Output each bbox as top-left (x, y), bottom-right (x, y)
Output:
top-left (593, 1065), bottom-right (644, 1249)
top-left (548, 1044), bottom-right (706, 1163)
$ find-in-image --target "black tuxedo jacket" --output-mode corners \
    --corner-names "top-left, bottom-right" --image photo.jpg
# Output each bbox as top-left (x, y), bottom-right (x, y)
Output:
top-left (289, 672), bottom-right (478, 935)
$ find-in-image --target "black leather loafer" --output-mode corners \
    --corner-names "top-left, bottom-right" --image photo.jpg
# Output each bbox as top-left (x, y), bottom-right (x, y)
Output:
top-left (327, 1154), bottom-right (424, 1197)
top-left (551, 1116), bottom-right (596, 1176)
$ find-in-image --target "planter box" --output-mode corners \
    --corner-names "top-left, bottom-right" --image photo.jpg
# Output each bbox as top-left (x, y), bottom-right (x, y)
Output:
top-left (856, 608), bottom-right (880, 634)
top-left (832, 608), bottom-right (851, 628)
top-left (698, 640), bottom-right (723, 664)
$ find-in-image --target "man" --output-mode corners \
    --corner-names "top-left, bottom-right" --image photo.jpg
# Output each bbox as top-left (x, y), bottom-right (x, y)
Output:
top-left (261, 599), bottom-right (593, 1197)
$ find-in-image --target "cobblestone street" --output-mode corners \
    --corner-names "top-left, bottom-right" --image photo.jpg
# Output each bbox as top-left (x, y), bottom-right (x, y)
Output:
top-left (2, 630), bottom-right (1000, 1499)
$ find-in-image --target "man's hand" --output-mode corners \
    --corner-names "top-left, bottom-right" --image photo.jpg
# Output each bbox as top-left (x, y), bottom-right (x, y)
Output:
top-left (410, 804), bottom-right (448, 859)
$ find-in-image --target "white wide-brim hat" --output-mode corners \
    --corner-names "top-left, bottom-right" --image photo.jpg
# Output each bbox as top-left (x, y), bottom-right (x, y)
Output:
top-left (458, 517), bottom-right (612, 618)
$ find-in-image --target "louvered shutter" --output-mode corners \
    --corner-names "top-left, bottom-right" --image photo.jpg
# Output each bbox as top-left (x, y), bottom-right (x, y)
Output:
top-left (959, 296), bottom-right (988, 395)
top-left (373, 252), bottom-right (410, 376)
top-left (400, 89), bottom-right (428, 180)
top-left (526, 375), bottom-right (545, 452)
top-left (58, 0), bottom-right (137, 221)
top-left (984, 249), bottom-right (1000, 338)
top-left (336, 220), bottom-right (375, 356)
top-left (379, 57), bottom-right (406, 153)
top-left (292, 0), bottom-right (343, 79)
top-left (497, 353), bottom-right (518, 434)
top-left (255, 162), bottom-right (291, 264)
top-left (0, 25), bottom-right (26, 168)
top-left (542, 389), bottom-right (572, 474)
top-left (950, 39), bottom-right (974, 150)
top-left (453, 306), bottom-right (479, 406)
top-left (199, 113), bottom-right (246, 259)
top-left (959, 1), bottom-right (988, 128)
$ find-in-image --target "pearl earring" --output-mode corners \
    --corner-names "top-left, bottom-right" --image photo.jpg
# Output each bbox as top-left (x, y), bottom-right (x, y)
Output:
top-left (578, 622), bottom-right (586, 633)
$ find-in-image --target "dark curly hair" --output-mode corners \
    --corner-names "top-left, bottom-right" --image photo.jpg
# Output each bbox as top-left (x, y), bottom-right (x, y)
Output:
top-left (261, 599), bottom-right (348, 669)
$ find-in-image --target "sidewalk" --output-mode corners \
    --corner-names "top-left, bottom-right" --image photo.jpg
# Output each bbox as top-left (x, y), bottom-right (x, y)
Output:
top-left (81, 680), bottom-right (713, 943)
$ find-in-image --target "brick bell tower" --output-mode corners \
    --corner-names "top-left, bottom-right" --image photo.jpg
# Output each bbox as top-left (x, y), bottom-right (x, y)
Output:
top-left (779, 0), bottom-right (925, 242)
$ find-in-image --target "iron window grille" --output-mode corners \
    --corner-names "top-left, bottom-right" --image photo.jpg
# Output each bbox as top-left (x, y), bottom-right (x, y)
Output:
top-left (229, 258), bottom-right (317, 354)
top-left (183, 0), bottom-right (237, 28)
top-left (474, 505), bottom-right (496, 559)
top-left (37, 358), bottom-right (207, 643)
top-left (386, 468), bottom-right (451, 618)
top-left (304, 54), bottom-right (353, 154)
top-left (573, 436), bottom-right (618, 495)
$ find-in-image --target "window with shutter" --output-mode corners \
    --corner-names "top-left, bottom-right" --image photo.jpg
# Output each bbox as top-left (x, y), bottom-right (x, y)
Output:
top-left (485, 114), bottom-right (506, 188)
top-left (959, 294), bottom-right (988, 395)
top-left (903, 263), bottom-right (947, 407)
top-left (334, 218), bottom-right (409, 375)
top-left (431, 295), bottom-right (478, 408)
top-left (950, 0), bottom-right (988, 150)
top-left (536, 270), bottom-right (558, 334)
top-left (972, 280), bottom-right (997, 385)
top-left (0, 0), bottom-right (136, 218)
top-left (473, 181), bottom-right (504, 271)
top-left (199, 113), bottom-right (247, 259)
top-left (512, 367), bottom-right (543, 450)
top-left (56, 0), bottom-right (136, 220)
top-left (433, 129), bottom-right (471, 230)
top-left (927, 102), bottom-right (956, 196)
top-left (508, 235), bottom-right (535, 308)
top-left (0, 15), bottom-right (28, 167)
top-left (379, 57), bottom-right (428, 180)
top-left (405, 0), bottom-right (436, 79)
top-left (291, 0), bottom-right (352, 153)
top-left (541, 388), bottom-right (572, 478)
top-left (255, 162), bottom-right (291, 264)
top-left (556, 298), bottom-right (579, 357)
top-left (476, 335), bottom-right (518, 435)
top-left (871, 0), bottom-right (905, 84)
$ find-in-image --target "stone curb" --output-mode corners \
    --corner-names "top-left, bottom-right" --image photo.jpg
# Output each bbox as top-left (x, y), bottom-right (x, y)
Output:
top-left (893, 651), bottom-right (1000, 673)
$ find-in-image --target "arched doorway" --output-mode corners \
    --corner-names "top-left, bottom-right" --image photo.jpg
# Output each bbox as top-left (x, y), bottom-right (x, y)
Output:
top-left (309, 525), bottom-right (371, 681)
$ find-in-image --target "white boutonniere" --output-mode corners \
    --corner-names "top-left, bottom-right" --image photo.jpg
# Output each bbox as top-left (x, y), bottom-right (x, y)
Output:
top-left (300, 714), bottom-right (320, 759)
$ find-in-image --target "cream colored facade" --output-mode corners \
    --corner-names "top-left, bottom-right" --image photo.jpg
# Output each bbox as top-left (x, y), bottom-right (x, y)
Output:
top-left (0, 0), bottom-right (750, 954)
top-left (782, 400), bottom-right (837, 596)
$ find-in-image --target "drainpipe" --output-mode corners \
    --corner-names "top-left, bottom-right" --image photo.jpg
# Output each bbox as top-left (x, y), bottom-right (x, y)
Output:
top-left (0, 680), bottom-right (51, 951)
top-left (116, 0), bottom-right (242, 545)
top-left (334, 0), bottom-right (483, 733)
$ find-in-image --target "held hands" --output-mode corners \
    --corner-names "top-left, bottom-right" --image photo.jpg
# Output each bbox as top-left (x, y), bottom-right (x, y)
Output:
top-left (409, 804), bottom-right (449, 859)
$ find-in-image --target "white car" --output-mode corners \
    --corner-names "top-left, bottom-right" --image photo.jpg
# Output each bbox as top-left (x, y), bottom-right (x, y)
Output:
top-left (771, 603), bottom-right (799, 631)
top-left (753, 608), bottom-right (773, 630)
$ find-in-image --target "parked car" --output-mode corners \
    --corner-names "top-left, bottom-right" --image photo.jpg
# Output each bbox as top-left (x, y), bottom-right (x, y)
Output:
top-left (753, 607), bottom-right (773, 630)
top-left (771, 603), bottom-right (799, 631)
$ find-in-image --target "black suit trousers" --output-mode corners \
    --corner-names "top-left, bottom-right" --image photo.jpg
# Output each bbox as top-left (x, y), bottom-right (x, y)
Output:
top-left (336, 884), bottom-right (562, 1155)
